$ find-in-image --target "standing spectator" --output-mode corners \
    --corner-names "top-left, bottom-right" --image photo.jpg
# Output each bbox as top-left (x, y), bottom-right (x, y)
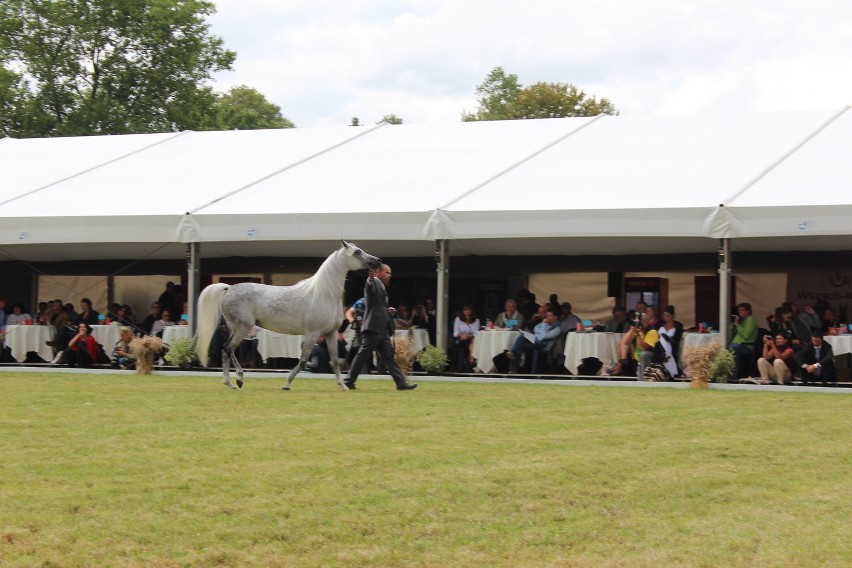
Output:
top-left (657, 305), bottom-right (684, 378)
top-left (411, 298), bottom-right (437, 345)
top-left (0, 297), bottom-right (7, 328)
top-left (558, 302), bottom-right (582, 333)
top-left (158, 282), bottom-right (178, 315)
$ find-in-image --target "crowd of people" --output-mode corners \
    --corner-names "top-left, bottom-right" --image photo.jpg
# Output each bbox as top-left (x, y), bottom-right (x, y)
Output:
top-left (1, 283), bottom-right (846, 386)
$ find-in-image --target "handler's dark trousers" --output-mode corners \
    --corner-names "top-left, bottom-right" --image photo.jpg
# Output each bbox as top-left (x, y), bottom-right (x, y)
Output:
top-left (347, 331), bottom-right (405, 387)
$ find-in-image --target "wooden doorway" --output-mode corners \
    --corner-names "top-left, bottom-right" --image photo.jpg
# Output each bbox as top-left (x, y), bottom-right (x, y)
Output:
top-left (694, 275), bottom-right (736, 328)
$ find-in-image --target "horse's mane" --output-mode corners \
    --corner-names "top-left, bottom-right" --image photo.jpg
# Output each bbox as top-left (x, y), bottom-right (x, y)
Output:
top-left (293, 247), bottom-right (347, 298)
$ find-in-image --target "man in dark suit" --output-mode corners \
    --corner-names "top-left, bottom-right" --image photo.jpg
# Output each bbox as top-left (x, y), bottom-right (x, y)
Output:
top-left (345, 264), bottom-right (417, 391)
top-left (794, 330), bottom-right (836, 384)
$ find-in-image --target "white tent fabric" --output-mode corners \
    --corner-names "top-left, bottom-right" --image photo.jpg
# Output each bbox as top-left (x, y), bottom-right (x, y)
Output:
top-left (1, 108), bottom-right (850, 262)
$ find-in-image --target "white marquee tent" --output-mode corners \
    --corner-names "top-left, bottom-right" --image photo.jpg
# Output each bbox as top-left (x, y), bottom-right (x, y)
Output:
top-left (3, 107), bottom-right (851, 263)
top-left (2, 108), bottom-right (851, 344)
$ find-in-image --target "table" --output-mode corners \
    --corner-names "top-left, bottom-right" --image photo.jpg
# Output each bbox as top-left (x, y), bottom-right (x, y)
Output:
top-left (681, 332), bottom-right (722, 350)
top-left (3, 325), bottom-right (54, 363)
top-left (256, 330), bottom-right (305, 362)
top-left (90, 325), bottom-right (122, 360)
top-left (162, 325), bottom-right (190, 345)
top-left (394, 328), bottom-right (430, 353)
top-left (825, 334), bottom-right (852, 356)
top-left (562, 332), bottom-right (621, 375)
top-left (472, 330), bottom-right (520, 373)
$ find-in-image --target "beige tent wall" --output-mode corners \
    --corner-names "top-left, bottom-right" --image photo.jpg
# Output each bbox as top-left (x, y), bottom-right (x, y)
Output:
top-left (733, 273), bottom-right (788, 326)
top-left (271, 273), bottom-right (313, 286)
top-left (37, 276), bottom-right (109, 313)
top-left (115, 275), bottom-right (181, 320)
top-left (530, 270), bottom-right (786, 328)
top-left (528, 273), bottom-right (613, 321)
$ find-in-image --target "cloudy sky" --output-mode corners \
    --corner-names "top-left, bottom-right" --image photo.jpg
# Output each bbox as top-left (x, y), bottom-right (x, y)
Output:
top-left (207, 0), bottom-right (852, 128)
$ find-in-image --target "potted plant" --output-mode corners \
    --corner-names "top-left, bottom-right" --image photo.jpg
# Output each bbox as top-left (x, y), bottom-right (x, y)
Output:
top-left (416, 344), bottom-right (449, 375)
top-left (164, 337), bottom-right (199, 369)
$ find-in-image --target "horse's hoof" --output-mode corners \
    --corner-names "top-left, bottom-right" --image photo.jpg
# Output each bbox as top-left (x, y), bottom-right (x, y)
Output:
top-left (236, 379), bottom-right (244, 389)
top-left (281, 386), bottom-right (290, 391)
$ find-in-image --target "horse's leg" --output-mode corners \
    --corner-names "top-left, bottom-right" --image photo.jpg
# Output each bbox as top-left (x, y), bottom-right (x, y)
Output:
top-left (326, 332), bottom-right (348, 391)
top-left (222, 345), bottom-right (233, 389)
top-left (223, 328), bottom-right (249, 389)
top-left (282, 336), bottom-right (316, 390)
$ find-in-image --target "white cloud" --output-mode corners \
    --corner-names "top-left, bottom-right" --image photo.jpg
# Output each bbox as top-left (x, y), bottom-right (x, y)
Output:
top-left (207, 0), bottom-right (852, 127)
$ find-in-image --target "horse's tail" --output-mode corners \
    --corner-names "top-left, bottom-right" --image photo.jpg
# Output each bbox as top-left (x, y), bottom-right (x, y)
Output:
top-left (195, 283), bottom-right (229, 367)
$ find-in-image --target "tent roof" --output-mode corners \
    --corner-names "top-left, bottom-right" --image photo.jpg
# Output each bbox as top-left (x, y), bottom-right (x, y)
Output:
top-left (1, 107), bottom-right (850, 262)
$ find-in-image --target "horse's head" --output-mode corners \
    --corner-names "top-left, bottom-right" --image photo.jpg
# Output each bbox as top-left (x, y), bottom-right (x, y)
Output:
top-left (341, 240), bottom-right (382, 271)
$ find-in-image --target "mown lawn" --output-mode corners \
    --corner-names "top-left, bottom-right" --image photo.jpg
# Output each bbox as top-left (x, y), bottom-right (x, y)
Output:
top-left (1, 373), bottom-right (850, 567)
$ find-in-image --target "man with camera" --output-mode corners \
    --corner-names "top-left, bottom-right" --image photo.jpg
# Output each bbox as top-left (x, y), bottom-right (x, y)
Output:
top-left (729, 302), bottom-right (758, 379)
top-left (754, 332), bottom-right (796, 385)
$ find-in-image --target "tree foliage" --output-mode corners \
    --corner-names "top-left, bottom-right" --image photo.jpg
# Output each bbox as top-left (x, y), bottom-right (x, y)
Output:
top-left (463, 66), bottom-right (618, 121)
top-left (0, 0), bottom-right (236, 137)
top-left (206, 85), bottom-right (294, 130)
top-left (376, 113), bottom-right (403, 125)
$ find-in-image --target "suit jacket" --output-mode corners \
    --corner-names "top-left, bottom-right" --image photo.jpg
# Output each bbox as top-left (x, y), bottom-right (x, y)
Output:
top-left (794, 341), bottom-right (836, 380)
top-left (361, 277), bottom-right (393, 336)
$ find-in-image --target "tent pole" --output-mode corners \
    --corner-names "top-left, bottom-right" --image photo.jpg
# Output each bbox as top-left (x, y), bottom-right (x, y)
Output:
top-left (435, 240), bottom-right (449, 351)
top-left (718, 239), bottom-right (731, 346)
top-left (187, 242), bottom-right (201, 336)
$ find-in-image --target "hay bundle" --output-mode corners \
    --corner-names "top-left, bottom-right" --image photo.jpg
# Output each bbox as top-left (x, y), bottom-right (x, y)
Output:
top-left (681, 342), bottom-right (722, 389)
top-left (129, 336), bottom-right (165, 375)
top-left (393, 334), bottom-right (416, 379)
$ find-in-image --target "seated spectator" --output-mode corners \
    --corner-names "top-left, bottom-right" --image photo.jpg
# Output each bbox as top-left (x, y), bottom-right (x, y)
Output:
top-left (61, 322), bottom-right (98, 368)
top-left (112, 326), bottom-right (137, 370)
top-left (610, 308), bottom-right (658, 377)
top-left (494, 299), bottom-right (524, 330)
top-left (0, 297), bottom-right (6, 329)
top-left (74, 298), bottom-right (100, 327)
top-left (34, 302), bottom-right (48, 325)
top-left (151, 309), bottom-right (175, 338)
top-left (411, 299), bottom-right (437, 344)
top-left (821, 308), bottom-right (840, 333)
top-left (452, 304), bottom-right (479, 372)
top-left (797, 304), bottom-right (823, 337)
top-left (755, 331), bottom-right (796, 385)
top-left (112, 304), bottom-right (136, 327)
top-left (516, 289), bottom-right (539, 324)
top-left (507, 309), bottom-right (561, 373)
top-left (604, 306), bottom-right (632, 333)
top-left (394, 302), bottom-right (413, 329)
top-left (140, 302), bottom-right (162, 335)
top-left (558, 302), bottom-right (582, 333)
top-left (5, 303), bottom-right (32, 325)
top-left (729, 302), bottom-right (758, 379)
top-left (794, 330), bottom-right (836, 384)
top-left (768, 305), bottom-right (805, 350)
top-left (306, 335), bottom-right (349, 373)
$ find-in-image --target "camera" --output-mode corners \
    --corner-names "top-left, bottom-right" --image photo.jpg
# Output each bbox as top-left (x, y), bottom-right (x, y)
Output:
top-left (763, 335), bottom-right (772, 341)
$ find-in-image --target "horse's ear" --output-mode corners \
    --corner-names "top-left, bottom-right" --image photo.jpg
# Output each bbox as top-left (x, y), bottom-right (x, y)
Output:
top-left (341, 239), bottom-right (350, 248)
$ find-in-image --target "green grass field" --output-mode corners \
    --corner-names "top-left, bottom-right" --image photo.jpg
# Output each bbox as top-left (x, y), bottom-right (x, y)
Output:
top-left (1, 372), bottom-right (850, 567)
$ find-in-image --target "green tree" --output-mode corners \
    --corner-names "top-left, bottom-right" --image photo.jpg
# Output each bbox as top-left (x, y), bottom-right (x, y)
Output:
top-left (207, 85), bottom-right (294, 130)
top-left (463, 66), bottom-right (618, 121)
top-left (376, 113), bottom-right (403, 125)
top-left (0, 0), bottom-right (236, 137)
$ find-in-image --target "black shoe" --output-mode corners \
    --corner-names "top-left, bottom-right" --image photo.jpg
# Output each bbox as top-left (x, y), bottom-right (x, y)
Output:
top-left (344, 381), bottom-right (356, 390)
top-left (396, 383), bottom-right (418, 390)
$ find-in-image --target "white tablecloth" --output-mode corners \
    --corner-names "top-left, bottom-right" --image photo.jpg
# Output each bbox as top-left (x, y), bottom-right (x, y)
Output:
top-left (394, 329), bottom-right (430, 353)
top-left (256, 330), bottom-right (305, 362)
top-left (90, 325), bottom-right (122, 360)
top-left (563, 332), bottom-right (620, 375)
top-left (825, 334), bottom-right (852, 356)
top-left (162, 325), bottom-right (190, 345)
top-left (3, 325), bottom-right (54, 363)
top-left (472, 330), bottom-right (520, 373)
